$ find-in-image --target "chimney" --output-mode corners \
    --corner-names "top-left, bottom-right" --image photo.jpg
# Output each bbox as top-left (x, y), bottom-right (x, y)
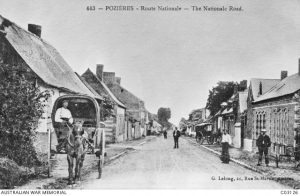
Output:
top-left (28, 24), bottom-right (41, 37)
top-left (233, 84), bottom-right (238, 94)
top-left (239, 80), bottom-right (247, 91)
top-left (259, 81), bottom-right (263, 95)
top-left (103, 72), bottom-right (116, 86)
top-left (96, 64), bottom-right (104, 81)
top-left (115, 77), bottom-right (121, 85)
top-left (281, 70), bottom-right (288, 80)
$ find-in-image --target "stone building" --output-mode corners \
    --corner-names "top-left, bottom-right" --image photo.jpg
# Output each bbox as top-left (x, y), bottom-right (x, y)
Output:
top-left (244, 76), bottom-right (282, 151)
top-left (251, 64), bottom-right (300, 155)
top-left (81, 65), bottom-right (127, 143)
top-left (101, 67), bottom-right (149, 139)
top-left (147, 112), bottom-right (161, 135)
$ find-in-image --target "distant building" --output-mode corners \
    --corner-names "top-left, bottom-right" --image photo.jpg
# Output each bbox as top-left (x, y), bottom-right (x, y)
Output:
top-left (188, 108), bottom-right (209, 122)
top-left (186, 108), bottom-right (210, 136)
top-left (211, 80), bottom-right (248, 148)
top-left (101, 66), bottom-right (149, 139)
top-left (81, 65), bottom-right (127, 143)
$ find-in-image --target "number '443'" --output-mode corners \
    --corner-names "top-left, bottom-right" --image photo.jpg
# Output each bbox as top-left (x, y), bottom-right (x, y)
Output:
top-left (87, 6), bottom-right (96, 11)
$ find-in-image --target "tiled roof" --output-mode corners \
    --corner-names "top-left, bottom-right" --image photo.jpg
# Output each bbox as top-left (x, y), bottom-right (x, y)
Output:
top-left (221, 107), bottom-right (233, 115)
top-left (75, 73), bottom-right (103, 100)
top-left (81, 69), bottom-right (126, 108)
top-left (254, 73), bottom-right (300, 102)
top-left (108, 82), bottom-right (145, 110)
top-left (250, 78), bottom-right (280, 101)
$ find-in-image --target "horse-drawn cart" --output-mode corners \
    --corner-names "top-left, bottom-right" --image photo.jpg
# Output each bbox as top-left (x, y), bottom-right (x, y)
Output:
top-left (50, 94), bottom-right (106, 182)
top-left (195, 123), bottom-right (215, 145)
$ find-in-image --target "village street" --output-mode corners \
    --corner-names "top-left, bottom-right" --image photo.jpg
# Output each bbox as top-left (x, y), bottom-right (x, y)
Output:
top-left (74, 134), bottom-right (288, 189)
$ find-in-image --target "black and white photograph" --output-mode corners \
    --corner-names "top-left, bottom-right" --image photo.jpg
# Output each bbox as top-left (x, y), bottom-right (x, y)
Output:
top-left (0, 0), bottom-right (300, 193)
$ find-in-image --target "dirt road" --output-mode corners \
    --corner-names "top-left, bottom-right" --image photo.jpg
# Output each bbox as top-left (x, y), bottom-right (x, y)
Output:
top-left (76, 135), bottom-right (288, 189)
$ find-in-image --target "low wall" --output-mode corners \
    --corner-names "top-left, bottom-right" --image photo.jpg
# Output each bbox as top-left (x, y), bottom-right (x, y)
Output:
top-left (243, 138), bottom-right (253, 152)
top-left (233, 124), bottom-right (241, 148)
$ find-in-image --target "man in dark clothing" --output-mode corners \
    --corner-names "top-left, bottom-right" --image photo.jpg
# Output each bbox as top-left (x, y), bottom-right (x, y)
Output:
top-left (256, 129), bottom-right (271, 166)
top-left (163, 130), bottom-right (167, 139)
top-left (173, 127), bottom-right (181, 149)
top-left (294, 131), bottom-right (300, 167)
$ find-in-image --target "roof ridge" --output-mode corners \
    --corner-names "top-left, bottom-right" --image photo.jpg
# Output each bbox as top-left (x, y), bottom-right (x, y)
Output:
top-left (0, 15), bottom-right (53, 46)
top-left (250, 78), bottom-right (280, 80)
top-left (114, 82), bottom-right (144, 102)
top-left (1, 15), bottom-right (98, 97)
top-left (254, 73), bottom-right (300, 103)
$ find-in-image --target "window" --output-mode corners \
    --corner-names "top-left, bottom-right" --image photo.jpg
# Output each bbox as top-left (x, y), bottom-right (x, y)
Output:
top-left (263, 113), bottom-right (266, 129)
top-left (254, 111), bottom-right (267, 139)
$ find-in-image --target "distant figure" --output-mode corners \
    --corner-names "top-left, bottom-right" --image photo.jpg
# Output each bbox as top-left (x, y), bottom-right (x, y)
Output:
top-left (256, 129), bottom-right (271, 166)
top-left (163, 130), bottom-right (167, 139)
top-left (173, 127), bottom-right (181, 149)
top-left (195, 129), bottom-right (202, 143)
top-left (220, 130), bottom-right (231, 163)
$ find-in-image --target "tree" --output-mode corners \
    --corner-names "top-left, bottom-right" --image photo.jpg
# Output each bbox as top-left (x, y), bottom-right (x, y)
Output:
top-left (0, 60), bottom-right (49, 167)
top-left (157, 107), bottom-right (171, 129)
top-left (179, 117), bottom-right (188, 130)
top-left (206, 81), bottom-right (237, 116)
top-left (100, 95), bottom-right (115, 121)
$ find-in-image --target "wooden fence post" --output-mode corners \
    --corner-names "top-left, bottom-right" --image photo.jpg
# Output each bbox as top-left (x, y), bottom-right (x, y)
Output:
top-left (47, 129), bottom-right (51, 178)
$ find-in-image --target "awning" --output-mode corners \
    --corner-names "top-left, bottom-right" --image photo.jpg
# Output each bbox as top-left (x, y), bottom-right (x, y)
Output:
top-left (195, 122), bottom-right (212, 127)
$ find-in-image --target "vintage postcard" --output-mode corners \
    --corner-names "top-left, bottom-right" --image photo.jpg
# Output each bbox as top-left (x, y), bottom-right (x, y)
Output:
top-left (0, 0), bottom-right (300, 193)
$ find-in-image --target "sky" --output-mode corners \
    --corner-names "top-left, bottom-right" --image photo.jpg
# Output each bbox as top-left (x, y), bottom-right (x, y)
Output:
top-left (1, 0), bottom-right (300, 124)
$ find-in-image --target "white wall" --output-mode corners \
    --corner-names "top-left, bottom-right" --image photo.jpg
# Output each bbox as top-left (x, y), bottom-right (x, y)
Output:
top-left (117, 107), bottom-right (125, 115)
top-left (243, 138), bottom-right (253, 152)
top-left (233, 123), bottom-right (241, 148)
top-left (34, 84), bottom-right (63, 153)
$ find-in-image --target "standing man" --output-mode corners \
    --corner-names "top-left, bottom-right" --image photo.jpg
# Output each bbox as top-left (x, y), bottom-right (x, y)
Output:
top-left (163, 130), bottom-right (167, 139)
top-left (173, 127), bottom-right (181, 149)
top-left (294, 131), bottom-right (300, 167)
top-left (256, 129), bottom-right (271, 166)
top-left (220, 130), bottom-right (232, 163)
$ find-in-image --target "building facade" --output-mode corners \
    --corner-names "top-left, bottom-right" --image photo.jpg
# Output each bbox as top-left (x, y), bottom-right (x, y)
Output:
top-left (81, 66), bottom-right (127, 143)
top-left (0, 16), bottom-right (99, 156)
top-left (251, 67), bottom-right (300, 155)
top-left (101, 69), bottom-right (148, 139)
top-left (244, 78), bottom-right (280, 151)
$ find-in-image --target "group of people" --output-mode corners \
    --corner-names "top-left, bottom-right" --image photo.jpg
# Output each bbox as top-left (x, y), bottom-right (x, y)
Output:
top-left (220, 128), bottom-right (272, 166)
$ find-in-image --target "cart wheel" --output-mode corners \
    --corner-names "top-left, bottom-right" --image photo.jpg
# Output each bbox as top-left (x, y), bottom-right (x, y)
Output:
top-left (200, 137), bottom-right (204, 145)
top-left (208, 136), bottom-right (214, 145)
